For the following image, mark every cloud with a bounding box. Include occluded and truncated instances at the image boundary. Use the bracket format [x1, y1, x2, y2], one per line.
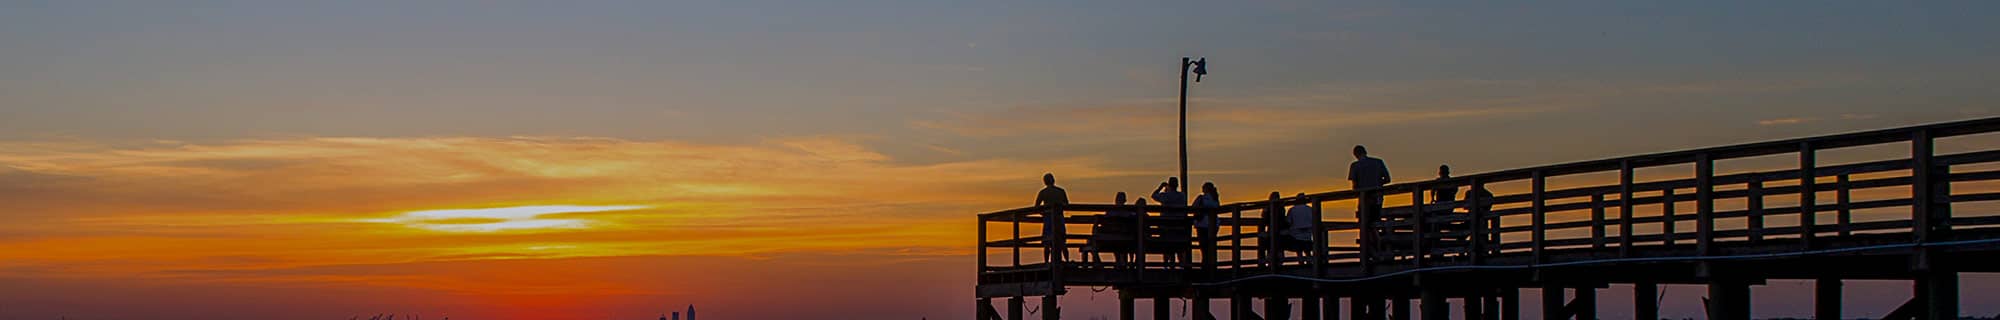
[1757, 117, 1815, 126]
[0, 135, 1124, 290]
[912, 76, 1868, 150]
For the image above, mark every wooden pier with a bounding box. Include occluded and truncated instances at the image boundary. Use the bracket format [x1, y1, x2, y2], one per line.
[974, 117, 2000, 320]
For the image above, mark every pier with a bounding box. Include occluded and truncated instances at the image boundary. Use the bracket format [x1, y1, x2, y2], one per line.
[974, 117, 2000, 320]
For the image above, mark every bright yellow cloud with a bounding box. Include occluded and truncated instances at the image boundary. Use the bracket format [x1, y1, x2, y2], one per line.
[368, 205, 651, 232]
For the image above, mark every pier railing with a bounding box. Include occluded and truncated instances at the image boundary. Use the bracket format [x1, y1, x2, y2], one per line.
[977, 117, 2000, 290]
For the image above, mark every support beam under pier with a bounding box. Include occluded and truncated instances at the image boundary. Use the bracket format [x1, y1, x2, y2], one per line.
[1421, 289, 1447, 320]
[1920, 272, 1958, 320]
[1634, 283, 1657, 320]
[1571, 287, 1595, 320]
[1815, 279, 1839, 320]
[1008, 296, 1023, 320]
[1707, 280, 1751, 320]
[1542, 286, 1565, 320]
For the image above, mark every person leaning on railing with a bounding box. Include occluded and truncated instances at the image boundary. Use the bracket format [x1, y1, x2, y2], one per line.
[1347, 145, 1391, 225]
[1152, 177, 1193, 270]
[1461, 183, 1497, 255]
[1193, 182, 1222, 272]
[1432, 164, 1458, 203]
[1035, 173, 1070, 264]
[1260, 192, 1284, 267]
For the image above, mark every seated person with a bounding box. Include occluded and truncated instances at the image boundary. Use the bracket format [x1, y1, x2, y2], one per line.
[1279, 193, 1318, 257]
[1087, 192, 1139, 269]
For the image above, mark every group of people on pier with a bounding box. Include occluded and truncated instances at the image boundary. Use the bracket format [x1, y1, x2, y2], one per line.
[1034, 145, 1496, 269]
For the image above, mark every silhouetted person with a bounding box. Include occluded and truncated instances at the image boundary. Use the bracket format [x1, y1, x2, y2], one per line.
[1282, 193, 1317, 258]
[1153, 177, 1187, 207]
[1088, 192, 1137, 269]
[1462, 183, 1497, 252]
[1035, 173, 1070, 264]
[1151, 177, 1191, 269]
[1431, 164, 1458, 203]
[1462, 184, 1494, 214]
[1348, 145, 1390, 221]
[1193, 182, 1221, 270]
[1107, 192, 1136, 217]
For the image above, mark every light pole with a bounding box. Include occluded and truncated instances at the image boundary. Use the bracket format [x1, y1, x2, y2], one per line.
[1179, 57, 1207, 203]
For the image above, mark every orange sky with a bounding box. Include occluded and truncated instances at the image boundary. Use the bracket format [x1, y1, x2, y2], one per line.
[7, 2, 2000, 319]
[0, 136, 1030, 319]
[5, 130, 2000, 319]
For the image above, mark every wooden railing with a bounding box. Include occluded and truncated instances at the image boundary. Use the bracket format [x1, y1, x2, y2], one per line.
[976, 117, 2000, 286]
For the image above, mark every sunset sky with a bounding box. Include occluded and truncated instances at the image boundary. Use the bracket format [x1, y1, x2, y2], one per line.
[5, 1, 2000, 319]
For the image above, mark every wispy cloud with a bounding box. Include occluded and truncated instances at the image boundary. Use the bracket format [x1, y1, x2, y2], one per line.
[912, 76, 1859, 147]
[0, 135, 1122, 289]
[1757, 117, 1815, 126]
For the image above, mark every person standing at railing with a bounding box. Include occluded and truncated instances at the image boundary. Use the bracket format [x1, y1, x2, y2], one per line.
[1261, 192, 1285, 267]
[1431, 164, 1458, 203]
[1035, 173, 1070, 264]
[1348, 145, 1391, 260]
[1463, 183, 1496, 245]
[1153, 177, 1187, 207]
[1193, 182, 1222, 272]
[1348, 146, 1391, 215]
[1151, 177, 1192, 269]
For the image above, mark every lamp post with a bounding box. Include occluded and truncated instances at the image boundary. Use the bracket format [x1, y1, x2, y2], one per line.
[1179, 57, 1207, 203]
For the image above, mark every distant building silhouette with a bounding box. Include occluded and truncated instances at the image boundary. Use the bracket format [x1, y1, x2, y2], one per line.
[687, 304, 696, 320]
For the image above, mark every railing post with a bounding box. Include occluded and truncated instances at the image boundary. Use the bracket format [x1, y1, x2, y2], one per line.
[1748, 176, 1764, 244]
[1137, 205, 1149, 279]
[1663, 188, 1676, 247]
[1046, 207, 1064, 304]
[1268, 199, 1282, 274]
[1469, 178, 1488, 265]
[1361, 190, 1379, 274]
[1619, 160, 1635, 257]
[1413, 184, 1428, 267]
[1231, 207, 1243, 278]
[1837, 174, 1851, 237]
[1532, 171, 1546, 265]
[1013, 212, 1022, 267]
[979, 216, 989, 274]
[1913, 129, 1948, 245]
[1913, 129, 1952, 277]
[1313, 197, 1327, 277]
[1800, 142, 1817, 250]
[1697, 153, 1715, 256]
[1591, 192, 1606, 249]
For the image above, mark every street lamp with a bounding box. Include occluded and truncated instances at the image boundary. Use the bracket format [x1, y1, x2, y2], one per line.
[1179, 57, 1207, 204]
